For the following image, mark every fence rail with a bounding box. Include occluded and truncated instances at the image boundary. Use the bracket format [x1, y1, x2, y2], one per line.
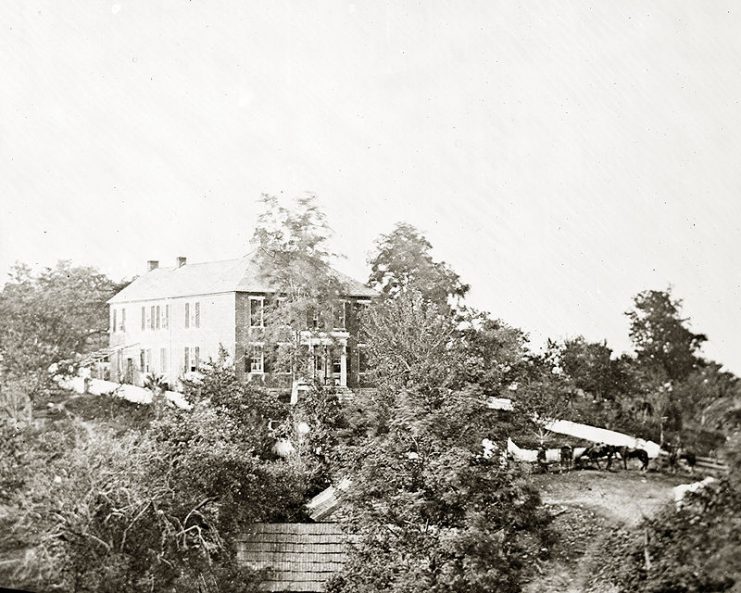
[657, 451, 729, 475]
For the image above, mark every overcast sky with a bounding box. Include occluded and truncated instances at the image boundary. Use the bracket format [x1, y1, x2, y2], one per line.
[1, 1, 740, 373]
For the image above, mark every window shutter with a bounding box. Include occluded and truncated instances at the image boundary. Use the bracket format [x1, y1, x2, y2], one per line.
[112, 309, 117, 333]
[185, 303, 190, 328]
[141, 306, 145, 330]
[160, 348, 167, 374]
[195, 302, 200, 328]
[156, 305, 160, 330]
[150, 306, 155, 330]
[184, 347, 189, 372]
[164, 304, 169, 329]
[121, 308, 126, 332]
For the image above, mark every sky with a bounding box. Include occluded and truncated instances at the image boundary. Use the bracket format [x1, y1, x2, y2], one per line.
[1, 1, 740, 373]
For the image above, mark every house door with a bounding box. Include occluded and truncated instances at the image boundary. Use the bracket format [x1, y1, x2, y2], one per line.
[125, 358, 134, 384]
[313, 346, 328, 384]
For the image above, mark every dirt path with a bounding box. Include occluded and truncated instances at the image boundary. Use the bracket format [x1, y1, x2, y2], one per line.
[523, 470, 689, 593]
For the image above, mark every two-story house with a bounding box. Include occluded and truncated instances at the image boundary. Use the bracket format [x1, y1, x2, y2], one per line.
[107, 255, 376, 392]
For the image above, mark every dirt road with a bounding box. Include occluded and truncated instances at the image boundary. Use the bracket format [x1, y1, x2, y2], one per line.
[524, 470, 689, 593]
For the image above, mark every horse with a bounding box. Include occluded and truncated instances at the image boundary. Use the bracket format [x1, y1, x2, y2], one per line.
[575, 443, 616, 470]
[616, 446, 649, 471]
[664, 443, 697, 474]
[559, 444, 574, 471]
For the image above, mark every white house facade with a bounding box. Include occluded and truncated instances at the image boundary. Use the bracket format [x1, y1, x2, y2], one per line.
[107, 255, 376, 391]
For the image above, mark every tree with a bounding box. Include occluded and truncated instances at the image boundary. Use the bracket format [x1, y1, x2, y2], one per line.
[626, 289, 707, 382]
[367, 223, 469, 311]
[553, 337, 628, 403]
[330, 387, 552, 593]
[250, 194, 347, 390]
[0, 261, 126, 417]
[450, 312, 529, 397]
[362, 290, 458, 399]
[510, 349, 575, 446]
[328, 291, 553, 593]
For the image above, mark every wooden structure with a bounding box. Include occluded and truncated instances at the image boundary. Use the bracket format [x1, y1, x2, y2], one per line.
[236, 523, 356, 592]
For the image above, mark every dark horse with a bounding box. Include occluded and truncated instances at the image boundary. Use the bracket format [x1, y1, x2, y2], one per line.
[615, 446, 649, 471]
[575, 443, 617, 469]
[668, 447, 697, 474]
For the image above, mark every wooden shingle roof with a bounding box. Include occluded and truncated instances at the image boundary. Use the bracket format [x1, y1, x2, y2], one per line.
[236, 523, 355, 592]
[108, 254, 377, 304]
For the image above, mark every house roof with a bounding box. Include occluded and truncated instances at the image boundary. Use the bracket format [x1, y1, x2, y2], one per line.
[306, 478, 351, 522]
[236, 523, 356, 592]
[108, 254, 377, 304]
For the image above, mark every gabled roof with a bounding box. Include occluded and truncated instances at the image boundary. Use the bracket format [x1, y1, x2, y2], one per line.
[237, 523, 356, 592]
[108, 254, 377, 304]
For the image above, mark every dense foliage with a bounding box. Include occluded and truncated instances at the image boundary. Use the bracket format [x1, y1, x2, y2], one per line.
[328, 289, 555, 592]
[592, 433, 741, 593]
[0, 262, 126, 422]
[1, 364, 318, 592]
[367, 222, 469, 312]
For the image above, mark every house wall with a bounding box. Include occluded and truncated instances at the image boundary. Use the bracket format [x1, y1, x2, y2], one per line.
[234, 292, 372, 390]
[108, 292, 236, 388]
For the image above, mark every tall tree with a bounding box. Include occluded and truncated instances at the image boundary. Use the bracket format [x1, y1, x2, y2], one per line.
[367, 222, 469, 311]
[626, 289, 706, 382]
[250, 194, 346, 390]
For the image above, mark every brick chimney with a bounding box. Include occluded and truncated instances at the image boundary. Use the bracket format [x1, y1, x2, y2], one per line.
[176, 256, 187, 268]
[147, 260, 159, 272]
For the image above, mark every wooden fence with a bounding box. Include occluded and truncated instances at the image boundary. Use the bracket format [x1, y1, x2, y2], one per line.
[657, 452, 729, 475]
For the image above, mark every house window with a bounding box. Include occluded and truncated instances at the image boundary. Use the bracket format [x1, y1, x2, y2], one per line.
[150, 305, 155, 330]
[185, 303, 190, 329]
[183, 346, 199, 372]
[145, 349, 152, 373]
[164, 304, 169, 329]
[250, 298, 264, 328]
[195, 302, 200, 328]
[160, 348, 167, 374]
[140, 349, 146, 371]
[121, 308, 126, 332]
[248, 344, 264, 373]
[141, 306, 146, 330]
[156, 305, 161, 330]
[112, 309, 117, 333]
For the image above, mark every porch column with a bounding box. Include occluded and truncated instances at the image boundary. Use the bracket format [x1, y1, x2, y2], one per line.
[340, 344, 347, 387]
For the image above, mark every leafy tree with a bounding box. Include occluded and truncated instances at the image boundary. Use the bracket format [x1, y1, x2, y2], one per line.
[250, 194, 347, 390]
[450, 312, 529, 397]
[362, 290, 458, 399]
[329, 291, 553, 592]
[0, 261, 126, 415]
[330, 385, 552, 593]
[626, 289, 707, 382]
[367, 222, 469, 311]
[552, 337, 629, 403]
[510, 350, 575, 446]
